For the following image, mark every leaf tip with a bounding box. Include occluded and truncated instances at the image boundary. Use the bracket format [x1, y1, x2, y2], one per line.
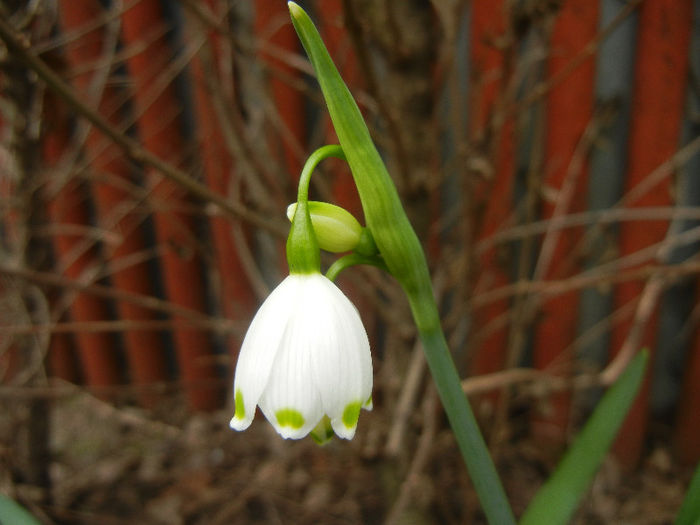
[288, 1, 303, 17]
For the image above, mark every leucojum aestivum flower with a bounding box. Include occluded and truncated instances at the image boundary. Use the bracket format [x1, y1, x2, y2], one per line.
[223, 5, 660, 525]
[228, 3, 506, 523]
[229, 148, 374, 442]
[226, 4, 516, 523]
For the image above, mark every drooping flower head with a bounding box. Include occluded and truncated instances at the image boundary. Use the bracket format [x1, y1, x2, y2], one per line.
[230, 273, 372, 441]
[230, 143, 373, 442]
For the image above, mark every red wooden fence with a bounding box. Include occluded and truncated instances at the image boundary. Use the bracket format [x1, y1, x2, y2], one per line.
[609, 0, 693, 468]
[468, 0, 515, 427]
[57, 0, 169, 406]
[1, 0, 699, 469]
[43, 96, 124, 390]
[531, 0, 598, 446]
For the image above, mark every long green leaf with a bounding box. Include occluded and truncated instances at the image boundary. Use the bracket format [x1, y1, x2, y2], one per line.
[0, 493, 42, 525]
[675, 460, 700, 525]
[520, 351, 648, 525]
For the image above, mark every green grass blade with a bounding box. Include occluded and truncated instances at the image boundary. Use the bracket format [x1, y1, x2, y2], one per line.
[520, 350, 648, 525]
[0, 494, 42, 525]
[675, 461, 700, 525]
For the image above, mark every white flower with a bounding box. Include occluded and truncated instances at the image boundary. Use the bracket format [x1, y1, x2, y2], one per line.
[230, 273, 372, 441]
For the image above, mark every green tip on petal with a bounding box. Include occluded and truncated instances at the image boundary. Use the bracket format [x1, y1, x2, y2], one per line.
[234, 389, 245, 419]
[276, 408, 305, 429]
[342, 401, 362, 429]
[310, 416, 334, 445]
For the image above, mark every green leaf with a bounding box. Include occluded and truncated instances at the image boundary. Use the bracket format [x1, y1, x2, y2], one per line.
[675, 460, 700, 525]
[0, 493, 42, 525]
[520, 350, 649, 525]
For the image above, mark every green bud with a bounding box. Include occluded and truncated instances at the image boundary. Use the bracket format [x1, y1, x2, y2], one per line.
[355, 228, 378, 257]
[287, 201, 363, 253]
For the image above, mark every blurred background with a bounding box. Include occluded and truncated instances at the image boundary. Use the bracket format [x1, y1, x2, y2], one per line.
[0, 0, 698, 523]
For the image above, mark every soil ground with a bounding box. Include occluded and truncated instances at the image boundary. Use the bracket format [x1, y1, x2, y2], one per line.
[1, 386, 694, 525]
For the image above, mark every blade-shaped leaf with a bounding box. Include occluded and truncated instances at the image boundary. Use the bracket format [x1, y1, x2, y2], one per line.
[0, 494, 42, 525]
[675, 460, 700, 525]
[520, 350, 648, 525]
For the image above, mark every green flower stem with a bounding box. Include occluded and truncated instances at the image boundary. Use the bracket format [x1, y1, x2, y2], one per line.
[325, 253, 388, 282]
[286, 145, 345, 274]
[295, 145, 345, 203]
[288, 4, 516, 524]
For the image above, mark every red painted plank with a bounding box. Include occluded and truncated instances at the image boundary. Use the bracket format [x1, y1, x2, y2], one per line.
[43, 112, 123, 391]
[675, 323, 700, 464]
[120, 0, 220, 410]
[188, 0, 256, 351]
[47, 332, 81, 384]
[469, 1, 508, 137]
[57, 0, 169, 407]
[468, 1, 515, 415]
[319, 0, 363, 220]
[255, 0, 307, 180]
[531, 0, 598, 445]
[610, 0, 692, 468]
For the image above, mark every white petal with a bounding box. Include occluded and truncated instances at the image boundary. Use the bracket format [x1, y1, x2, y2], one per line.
[306, 275, 372, 439]
[229, 272, 373, 442]
[229, 276, 300, 431]
[258, 299, 324, 439]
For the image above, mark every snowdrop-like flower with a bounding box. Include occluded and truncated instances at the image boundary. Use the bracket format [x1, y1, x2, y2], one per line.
[230, 272, 372, 442]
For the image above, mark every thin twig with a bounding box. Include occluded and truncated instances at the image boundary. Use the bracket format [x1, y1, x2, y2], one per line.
[0, 16, 286, 237]
[0, 263, 216, 323]
[477, 205, 700, 252]
[470, 259, 700, 310]
[502, 0, 643, 119]
[599, 274, 664, 386]
[384, 385, 439, 525]
[532, 116, 600, 282]
[0, 317, 242, 336]
[384, 339, 427, 457]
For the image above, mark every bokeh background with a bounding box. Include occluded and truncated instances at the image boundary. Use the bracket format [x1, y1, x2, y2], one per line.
[1, 0, 699, 523]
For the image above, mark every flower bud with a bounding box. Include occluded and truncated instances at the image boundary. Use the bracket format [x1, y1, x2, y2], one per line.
[287, 201, 363, 253]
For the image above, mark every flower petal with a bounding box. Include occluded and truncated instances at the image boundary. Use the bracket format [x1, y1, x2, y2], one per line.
[229, 272, 373, 442]
[258, 294, 324, 439]
[229, 276, 300, 431]
[307, 275, 372, 440]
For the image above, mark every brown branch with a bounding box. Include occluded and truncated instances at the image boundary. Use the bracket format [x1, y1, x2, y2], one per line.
[477, 205, 700, 253]
[384, 385, 438, 525]
[0, 263, 216, 323]
[470, 260, 700, 310]
[503, 0, 643, 119]
[0, 16, 287, 238]
[1, 318, 243, 336]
